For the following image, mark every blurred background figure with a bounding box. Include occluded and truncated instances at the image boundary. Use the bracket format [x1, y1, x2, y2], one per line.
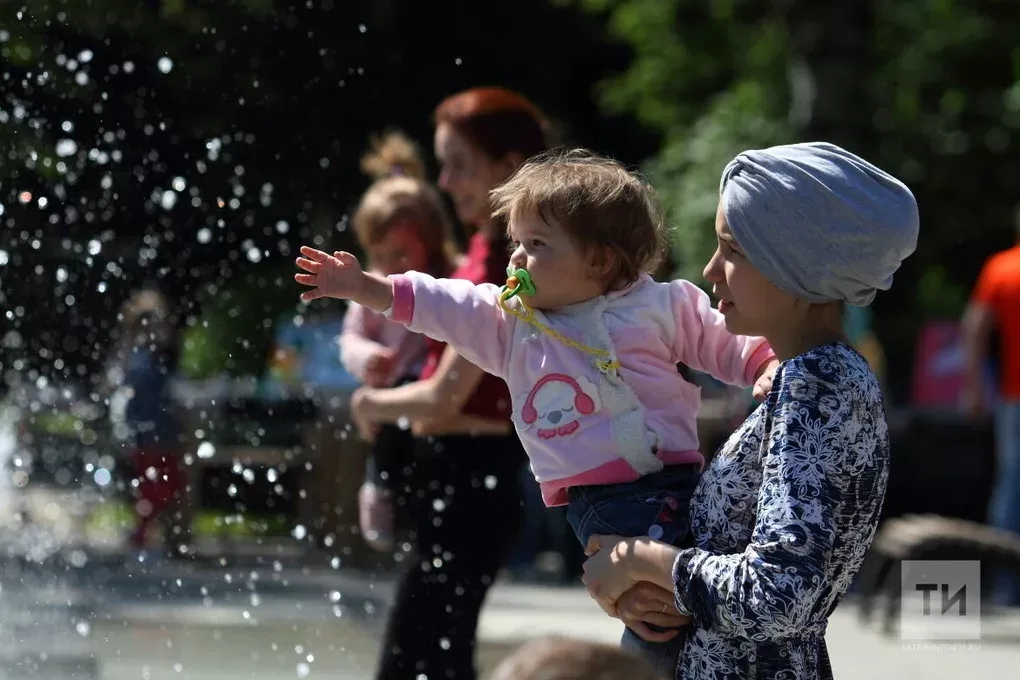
[347, 87, 543, 680]
[340, 130, 457, 553]
[962, 211, 1020, 606]
[107, 288, 190, 558]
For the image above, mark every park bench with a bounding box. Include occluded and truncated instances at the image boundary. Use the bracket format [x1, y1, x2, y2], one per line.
[856, 513, 1020, 635]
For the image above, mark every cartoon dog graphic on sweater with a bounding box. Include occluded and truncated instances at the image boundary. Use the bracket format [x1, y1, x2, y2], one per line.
[519, 374, 601, 440]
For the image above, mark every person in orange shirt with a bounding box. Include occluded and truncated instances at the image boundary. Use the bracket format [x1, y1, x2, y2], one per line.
[962, 217, 1020, 606]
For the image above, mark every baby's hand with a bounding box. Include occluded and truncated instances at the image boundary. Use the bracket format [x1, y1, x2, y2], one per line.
[295, 247, 365, 302]
[752, 358, 779, 402]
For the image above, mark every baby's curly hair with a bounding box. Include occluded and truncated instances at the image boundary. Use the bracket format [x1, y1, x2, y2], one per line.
[491, 148, 669, 289]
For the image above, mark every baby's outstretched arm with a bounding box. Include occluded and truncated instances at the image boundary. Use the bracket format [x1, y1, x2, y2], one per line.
[295, 247, 515, 379]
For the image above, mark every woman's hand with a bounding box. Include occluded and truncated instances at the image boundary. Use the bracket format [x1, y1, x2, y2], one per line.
[350, 387, 381, 442]
[616, 582, 691, 643]
[582, 534, 684, 618]
[580, 534, 640, 617]
[363, 348, 395, 388]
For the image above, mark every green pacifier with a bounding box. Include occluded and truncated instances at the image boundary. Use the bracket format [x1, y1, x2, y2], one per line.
[501, 266, 536, 300]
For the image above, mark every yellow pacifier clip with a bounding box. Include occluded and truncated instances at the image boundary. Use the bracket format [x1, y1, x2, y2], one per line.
[498, 266, 620, 373]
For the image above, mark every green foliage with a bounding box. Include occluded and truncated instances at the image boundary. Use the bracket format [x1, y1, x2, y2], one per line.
[558, 0, 793, 284]
[178, 263, 299, 379]
[569, 0, 1020, 399]
[914, 265, 969, 321]
[648, 81, 791, 284]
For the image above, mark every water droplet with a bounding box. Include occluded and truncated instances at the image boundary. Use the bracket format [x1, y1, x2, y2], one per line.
[55, 139, 77, 157]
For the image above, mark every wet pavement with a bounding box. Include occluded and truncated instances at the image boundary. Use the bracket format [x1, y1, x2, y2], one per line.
[3, 544, 1020, 680]
[0, 487, 1018, 679]
[0, 546, 381, 680]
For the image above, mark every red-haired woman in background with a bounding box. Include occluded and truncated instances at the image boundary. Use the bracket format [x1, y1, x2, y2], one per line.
[350, 87, 548, 679]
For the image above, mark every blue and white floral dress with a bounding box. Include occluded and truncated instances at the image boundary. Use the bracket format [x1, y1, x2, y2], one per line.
[672, 343, 889, 679]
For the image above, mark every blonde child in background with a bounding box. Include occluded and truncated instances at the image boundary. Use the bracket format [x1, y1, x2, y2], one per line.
[298, 149, 778, 674]
[339, 131, 459, 551]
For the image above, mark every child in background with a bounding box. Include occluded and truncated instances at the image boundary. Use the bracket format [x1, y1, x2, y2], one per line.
[108, 289, 188, 557]
[339, 131, 459, 552]
[297, 149, 777, 673]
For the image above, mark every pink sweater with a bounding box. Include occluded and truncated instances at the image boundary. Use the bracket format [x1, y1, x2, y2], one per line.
[339, 302, 428, 386]
[388, 272, 774, 506]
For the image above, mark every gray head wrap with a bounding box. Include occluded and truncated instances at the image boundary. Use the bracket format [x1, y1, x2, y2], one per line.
[719, 142, 919, 306]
